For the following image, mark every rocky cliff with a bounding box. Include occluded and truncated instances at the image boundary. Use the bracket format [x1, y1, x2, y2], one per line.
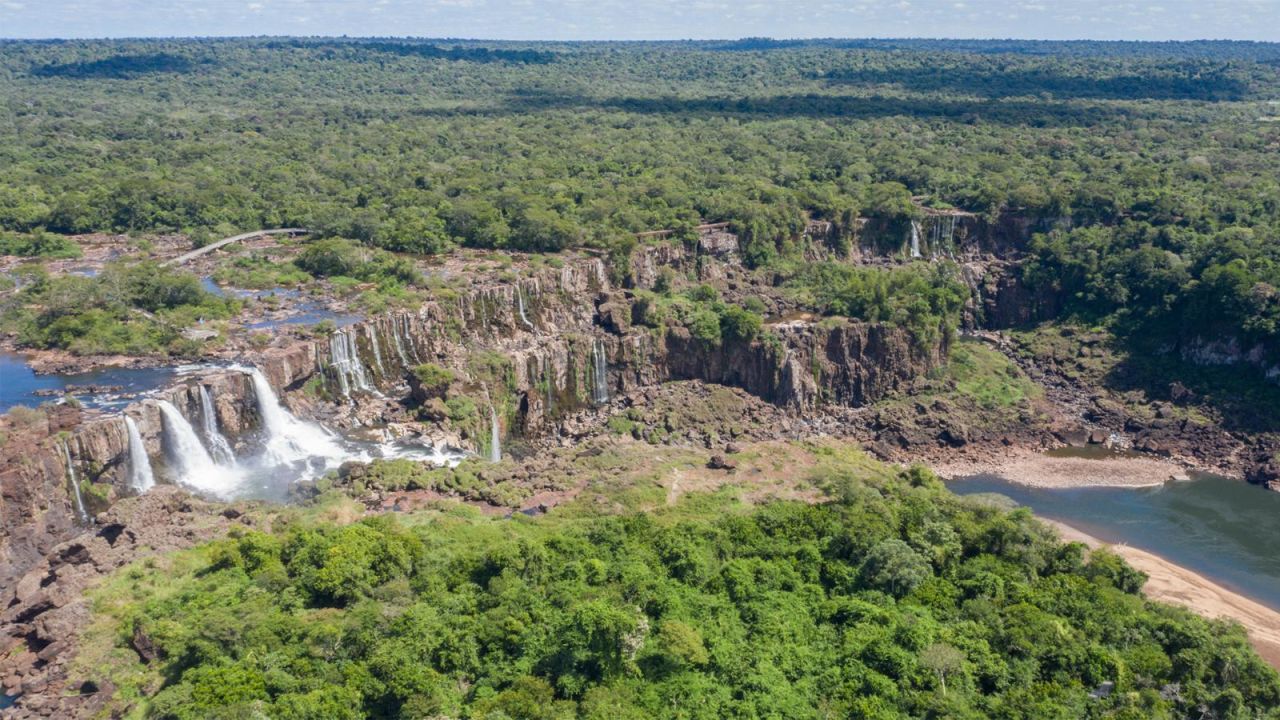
[1, 235, 954, 589]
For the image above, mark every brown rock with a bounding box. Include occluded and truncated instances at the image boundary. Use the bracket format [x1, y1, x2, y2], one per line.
[707, 455, 737, 471]
[131, 624, 158, 663]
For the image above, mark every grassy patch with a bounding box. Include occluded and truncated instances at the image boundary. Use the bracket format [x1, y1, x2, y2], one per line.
[946, 340, 1041, 410]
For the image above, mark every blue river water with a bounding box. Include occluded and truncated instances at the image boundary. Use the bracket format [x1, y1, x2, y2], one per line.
[950, 472, 1280, 610]
[0, 352, 177, 412]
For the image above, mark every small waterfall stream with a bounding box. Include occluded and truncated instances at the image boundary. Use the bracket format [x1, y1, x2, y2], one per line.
[390, 316, 410, 365]
[592, 337, 610, 405]
[366, 324, 386, 378]
[489, 405, 502, 463]
[123, 415, 155, 492]
[516, 286, 535, 331]
[329, 328, 372, 396]
[198, 386, 236, 466]
[158, 400, 241, 496]
[60, 439, 89, 524]
[909, 220, 923, 259]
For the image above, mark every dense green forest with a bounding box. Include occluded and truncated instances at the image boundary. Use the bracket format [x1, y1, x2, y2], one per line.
[86, 458, 1280, 718]
[2, 37, 1280, 361]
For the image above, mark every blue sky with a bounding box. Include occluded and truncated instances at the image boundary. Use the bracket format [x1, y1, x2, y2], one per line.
[2, 0, 1278, 41]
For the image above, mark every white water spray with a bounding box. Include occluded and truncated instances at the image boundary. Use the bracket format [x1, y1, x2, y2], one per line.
[246, 368, 345, 468]
[592, 338, 610, 405]
[123, 415, 155, 492]
[158, 400, 241, 496]
[198, 386, 237, 466]
[909, 220, 923, 259]
[61, 439, 89, 524]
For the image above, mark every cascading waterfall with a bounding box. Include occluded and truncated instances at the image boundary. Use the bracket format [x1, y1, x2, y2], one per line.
[158, 400, 241, 496]
[246, 368, 345, 468]
[366, 324, 386, 378]
[329, 328, 372, 396]
[489, 405, 502, 463]
[516, 286, 535, 331]
[123, 415, 155, 492]
[929, 215, 957, 258]
[198, 386, 237, 466]
[909, 221, 923, 259]
[61, 439, 89, 524]
[592, 337, 610, 405]
[390, 315, 410, 365]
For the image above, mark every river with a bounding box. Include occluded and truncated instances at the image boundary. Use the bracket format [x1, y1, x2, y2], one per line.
[950, 470, 1280, 610]
[0, 352, 178, 413]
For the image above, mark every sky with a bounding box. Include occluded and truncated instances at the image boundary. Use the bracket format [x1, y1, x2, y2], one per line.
[1, 0, 1278, 42]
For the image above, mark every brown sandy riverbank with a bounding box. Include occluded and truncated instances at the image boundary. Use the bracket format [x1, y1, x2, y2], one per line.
[1046, 519, 1280, 670]
[934, 447, 1189, 488]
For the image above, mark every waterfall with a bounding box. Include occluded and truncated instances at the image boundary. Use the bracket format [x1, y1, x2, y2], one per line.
[158, 400, 241, 496]
[123, 416, 155, 492]
[489, 405, 502, 463]
[329, 328, 372, 396]
[390, 316, 410, 365]
[516, 286, 535, 331]
[61, 439, 89, 524]
[198, 386, 237, 466]
[246, 368, 345, 467]
[366, 324, 386, 377]
[909, 221, 923, 259]
[592, 338, 610, 405]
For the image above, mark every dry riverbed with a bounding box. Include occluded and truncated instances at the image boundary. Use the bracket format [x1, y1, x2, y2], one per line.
[934, 446, 1189, 488]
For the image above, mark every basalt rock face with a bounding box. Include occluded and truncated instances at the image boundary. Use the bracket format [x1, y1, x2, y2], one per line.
[2, 243, 952, 588]
[0, 373, 264, 589]
[833, 210, 1050, 263]
[661, 320, 944, 411]
[969, 260, 1062, 330]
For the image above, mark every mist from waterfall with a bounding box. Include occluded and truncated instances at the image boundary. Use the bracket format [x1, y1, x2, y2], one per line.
[198, 386, 237, 466]
[158, 400, 242, 496]
[123, 415, 155, 492]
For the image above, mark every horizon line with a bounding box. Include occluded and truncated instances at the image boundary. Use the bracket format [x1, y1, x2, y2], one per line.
[3, 34, 1279, 44]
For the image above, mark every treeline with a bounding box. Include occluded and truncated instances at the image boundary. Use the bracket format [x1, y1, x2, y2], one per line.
[3, 38, 1280, 360]
[92, 465, 1280, 718]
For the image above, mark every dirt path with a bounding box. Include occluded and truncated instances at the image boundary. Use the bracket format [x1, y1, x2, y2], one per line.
[1046, 519, 1280, 670]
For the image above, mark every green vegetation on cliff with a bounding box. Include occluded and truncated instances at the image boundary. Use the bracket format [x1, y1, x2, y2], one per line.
[82, 451, 1280, 719]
